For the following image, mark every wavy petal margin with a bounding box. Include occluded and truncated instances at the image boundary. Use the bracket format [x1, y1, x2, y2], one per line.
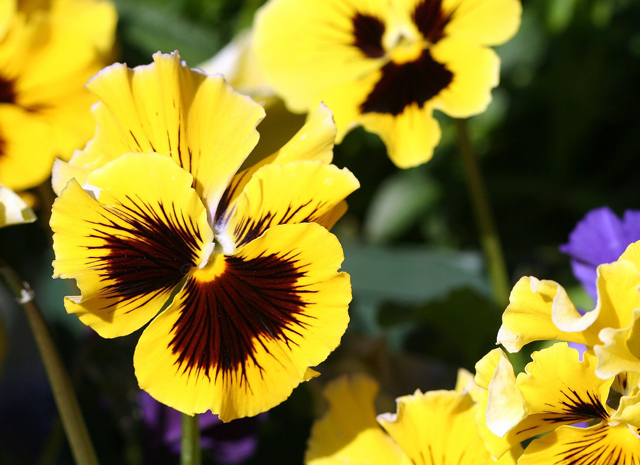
[305, 374, 409, 465]
[51, 153, 213, 338]
[218, 161, 359, 251]
[134, 222, 351, 420]
[52, 51, 265, 218]
[0, 184, 35, 227]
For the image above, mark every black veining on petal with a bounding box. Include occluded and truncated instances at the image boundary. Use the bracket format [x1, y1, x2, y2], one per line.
[169, 250, 315, 387]
[542, 388, 609, 424]
[232, 199, 329, 248]
[352, 13, 386, 58]
[87, 195, 202, 310]
[412, 0, 454, 44]
[360, 49, 453, 116]
[555, 424, 637, 465]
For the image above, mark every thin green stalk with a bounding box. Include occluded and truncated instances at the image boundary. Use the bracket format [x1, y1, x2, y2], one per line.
[455, 118, 510, 307]
[0, 261, 99, 465]
[181, 413, 201, 465]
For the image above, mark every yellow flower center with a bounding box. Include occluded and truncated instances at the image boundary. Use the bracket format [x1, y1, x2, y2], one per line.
[389, 38, 425, 64]
[193, 253, 226, 282]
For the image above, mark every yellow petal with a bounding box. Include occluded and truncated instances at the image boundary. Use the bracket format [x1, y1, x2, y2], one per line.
[595, 309, 640, 380]
[378, 389, 496, 464]
[219, 161, 359, 251]
[305, 374, 409, 465]
[360, 103, 442, 168]
[0, 183, 36, 227]
[134, 222, 351, 420]
[518, 423, 640, 465]
[0, 106, 54, 190]
[612, 389, 640, 429]
[516, 344, 613, 436]
[473, 349, 527, 459]
[253, 0, 387, 113]
[215, 103, 338, 217]
[498, 276, 602, 352]
[51, 153, 213, 338]
[442, 0, 522, 46]
[57, 52, 265, 217]
[430, 37, 500, 117]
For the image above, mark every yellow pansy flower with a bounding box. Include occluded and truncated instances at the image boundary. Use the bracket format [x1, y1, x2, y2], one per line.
[305, 372, 521, 464]
[0, 0, 117, 191]
[253, 0, 521, 168]
[50, 52, 359, 421]
[475, 343, 640, 464]
[498, 240, 640, 380]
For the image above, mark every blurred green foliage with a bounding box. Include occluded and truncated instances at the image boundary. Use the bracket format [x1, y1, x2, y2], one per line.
[1, 0, 640, 463]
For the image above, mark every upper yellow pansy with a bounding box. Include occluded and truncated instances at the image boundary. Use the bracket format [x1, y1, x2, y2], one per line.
[50, 52, 359, 422]
[0, 0, 117, 191]
[253, 0, 521, 168]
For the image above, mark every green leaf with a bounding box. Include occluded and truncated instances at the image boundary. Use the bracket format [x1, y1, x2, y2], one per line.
[379, 288, 502, 370]
[363, 169, 439, 244]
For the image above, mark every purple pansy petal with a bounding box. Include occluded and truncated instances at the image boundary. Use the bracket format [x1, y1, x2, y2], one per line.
[139, 390, 261, 463]
[560, 206, 640, 301]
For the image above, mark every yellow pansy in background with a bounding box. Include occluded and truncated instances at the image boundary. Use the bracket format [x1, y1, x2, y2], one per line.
[305, 372, 520, 464]
[198, 30, 307, 165]
[475, 343, 640, 464]
[50, 52, 359, 421]
[498, 240, 640, 380]
[253, 0, 521, 168]
[0, 184, 35, 227]
[0, 0, 117, 191]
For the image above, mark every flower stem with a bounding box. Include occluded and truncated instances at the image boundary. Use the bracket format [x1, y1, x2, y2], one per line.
[0, 260, 99, 465]
[181, 413, 201, 465]
[455, 118, 510, 306]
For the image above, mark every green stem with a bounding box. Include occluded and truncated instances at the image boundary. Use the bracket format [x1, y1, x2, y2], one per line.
[0, 261, 99, 465]
[455, 118, 510, 307]
[181, 413, 201, 465]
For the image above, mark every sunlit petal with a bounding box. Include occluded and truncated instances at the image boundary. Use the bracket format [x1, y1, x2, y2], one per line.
[51, 153, 213, 338]
[0, 183, 35, 227]
[518, 423, 640, 465]
[134, 222, 351, 420]
[219, 161, 359, 251]
[55, 52, 265, 217]
[305, 374, 409, 465]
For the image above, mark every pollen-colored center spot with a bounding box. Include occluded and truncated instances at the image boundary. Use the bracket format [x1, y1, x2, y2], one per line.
[193, 253, 226, 282]
[389, 38, 425, 65]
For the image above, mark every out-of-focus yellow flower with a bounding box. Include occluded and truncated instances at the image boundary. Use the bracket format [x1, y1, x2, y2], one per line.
[50, 52, 359, 421]
[498, 240, 640, 381]
[0, 0, 117, 191]
[0, 183, 35, 227]
[475, 343, 640, 464]
[305, 372, 521, 464]
[253, 0, 521, 168]
[199, 30, 307, 164]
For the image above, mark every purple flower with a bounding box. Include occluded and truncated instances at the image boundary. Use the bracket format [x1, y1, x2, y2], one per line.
[139, 390, 263, 464]
[560, 206, 640, 301]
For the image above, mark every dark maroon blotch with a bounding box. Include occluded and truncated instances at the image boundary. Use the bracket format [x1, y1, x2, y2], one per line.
[360, 49, 453, 116]
[352, 13, 386, 58]
[169, 251, 313, 387]
[412, 0, 454, 44]
[87, 196, 203, 310]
